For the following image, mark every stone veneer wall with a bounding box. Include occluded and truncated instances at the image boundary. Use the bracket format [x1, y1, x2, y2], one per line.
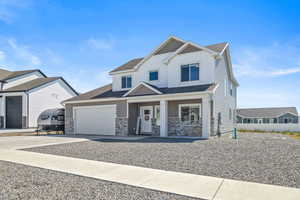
[168, 117, 202, 137]
[151, 118, 160, 136]
[116, 117, 128, 136]
[65, 106, 74, 135]
[210, 118, 215, 136]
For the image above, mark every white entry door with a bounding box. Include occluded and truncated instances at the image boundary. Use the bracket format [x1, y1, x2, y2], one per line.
[140, 106, 153, 133]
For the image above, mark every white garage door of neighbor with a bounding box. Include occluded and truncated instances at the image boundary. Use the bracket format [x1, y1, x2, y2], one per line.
[74, 105, 116, 135]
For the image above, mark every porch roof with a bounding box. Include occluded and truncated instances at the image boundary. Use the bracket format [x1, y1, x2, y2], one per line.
[93, 83, 216, 99]
[65, 83, 216, 103]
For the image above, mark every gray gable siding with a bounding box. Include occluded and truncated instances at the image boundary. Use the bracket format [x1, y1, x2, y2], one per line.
[278, 113, 299, 123]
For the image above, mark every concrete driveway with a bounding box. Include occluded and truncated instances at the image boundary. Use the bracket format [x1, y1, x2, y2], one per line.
[0, 135, 103, 150]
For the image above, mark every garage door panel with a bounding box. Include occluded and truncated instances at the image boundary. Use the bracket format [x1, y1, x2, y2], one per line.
[74, 105, 116, 135]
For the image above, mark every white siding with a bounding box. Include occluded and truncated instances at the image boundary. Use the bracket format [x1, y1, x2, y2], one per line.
[27, 80, 76, 127]
[213, 55, 237, 134]
[3, 71, 44, 90]
[112, 51, 215, 91]
[167, 51, 215, 88]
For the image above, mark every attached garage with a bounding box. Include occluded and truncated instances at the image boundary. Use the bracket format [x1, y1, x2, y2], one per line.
[73, 105, 116, 135]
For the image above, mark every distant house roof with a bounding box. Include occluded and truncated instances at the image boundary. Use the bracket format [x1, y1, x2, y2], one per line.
[237, 107, 298, 118]
[64, 83, 216, 103]
[109, 37, 228, 74]
[0, 68, 46, 81]
[1, 77, 78, 95]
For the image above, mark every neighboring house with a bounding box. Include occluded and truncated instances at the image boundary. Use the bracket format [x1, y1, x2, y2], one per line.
[0, 68, 78, 129]
[236, 107, 299, 124]
[64, 36, 239, 138]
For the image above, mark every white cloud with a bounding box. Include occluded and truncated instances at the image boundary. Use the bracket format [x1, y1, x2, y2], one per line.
[86, 37, 115, 50]
[232, 42, 300, 78]
[0, 50, 6, 61]
[269, 67, 300, 76]
[7, 38, 41, 66]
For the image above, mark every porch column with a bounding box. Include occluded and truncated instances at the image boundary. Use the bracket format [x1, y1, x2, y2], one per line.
[202, 95, 211, 139]
[160, 100, 168, 137]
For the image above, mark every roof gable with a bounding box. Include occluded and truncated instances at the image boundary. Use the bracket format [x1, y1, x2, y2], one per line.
[1, 77, 78, 95]
[123, 82, 162, 97]
[110, 58, 143, 73]
[154, 38, 185, 55]
[109, 36, 219, 74]
[178, 44, 202, 54]
[0, 68, 46, 81]
[206, 42, 228, 53]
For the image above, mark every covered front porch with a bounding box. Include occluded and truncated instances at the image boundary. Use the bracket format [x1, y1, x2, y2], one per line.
[126, 94, 213, 138]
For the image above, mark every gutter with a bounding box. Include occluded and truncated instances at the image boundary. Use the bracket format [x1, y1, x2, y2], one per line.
[63, 87, 218, 106]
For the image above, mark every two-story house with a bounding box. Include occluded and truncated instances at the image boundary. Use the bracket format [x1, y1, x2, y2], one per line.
[64, 36, 239, 138]
[0, 68, 78, 129]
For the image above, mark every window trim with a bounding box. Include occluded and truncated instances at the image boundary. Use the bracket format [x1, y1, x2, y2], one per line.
[149, 70, 159, 81]
[180, 63, 200, 82]
[178, 103, 202, 125]
[121, 75, 132, 89]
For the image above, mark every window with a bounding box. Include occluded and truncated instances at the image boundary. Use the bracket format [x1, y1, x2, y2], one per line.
[154, 105, 160, 126]
[181, 64, 199, 82]
[284, 118, 292, 124]
[230, 83, 233, 96]
[121, 76, 132, 89]
[179, 104, 201, 125]
[149, 71, 158, 81]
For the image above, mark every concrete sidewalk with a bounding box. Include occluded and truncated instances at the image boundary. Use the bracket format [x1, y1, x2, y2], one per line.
[0, 135, 106, 150]
[0, 149, 299, 200]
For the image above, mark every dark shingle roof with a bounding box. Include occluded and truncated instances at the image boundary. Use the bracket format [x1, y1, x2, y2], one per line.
[64, 84, 113, 102]
[0, 68, 45, 81]
[205, 42, 228, 53]
[64, 83, 216, 102]
[110, 58, 143, 73]
[109, 38, 229, 73]
[1, 77, 60, 92]
[237, 107, 298, 118]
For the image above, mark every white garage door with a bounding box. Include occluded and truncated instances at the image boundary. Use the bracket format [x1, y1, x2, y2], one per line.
[74, 105, 116, 135]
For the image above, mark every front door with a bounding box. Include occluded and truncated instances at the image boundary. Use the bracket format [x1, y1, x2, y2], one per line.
[140, 106, 152, 133]
[6, 96, 23, 128]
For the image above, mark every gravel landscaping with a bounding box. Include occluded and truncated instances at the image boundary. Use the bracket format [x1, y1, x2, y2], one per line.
[0, 161, 200, 200]
[25, 132, 300, 188]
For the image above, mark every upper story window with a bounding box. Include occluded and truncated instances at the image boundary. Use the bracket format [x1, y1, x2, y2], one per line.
[149, 71, 158, 81]
[181, 63, 199, 82]
[121, 75, 132, 89]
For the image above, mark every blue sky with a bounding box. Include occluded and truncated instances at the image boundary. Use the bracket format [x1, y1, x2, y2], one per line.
[0, 0, 300, 110]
